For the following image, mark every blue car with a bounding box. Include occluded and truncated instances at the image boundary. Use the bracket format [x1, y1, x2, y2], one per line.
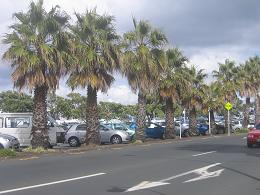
[197, 123, 209, 135]
[129, 122, 165, 139]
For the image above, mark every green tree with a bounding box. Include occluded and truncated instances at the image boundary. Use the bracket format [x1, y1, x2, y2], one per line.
[67, 9, 120, 145]
[202, 83, 223, 134]
[238, 56, 260, 127]
[122, 18, 167, 141]
[159, 48, 188, 139]
[2, 0, 70, 148]
[67, 93, 87, 120]
[213, 59, 239, 131]
[0, 91, 33, 112]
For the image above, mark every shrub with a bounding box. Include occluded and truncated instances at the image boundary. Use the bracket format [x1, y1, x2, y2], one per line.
[0, 149, 16, 157]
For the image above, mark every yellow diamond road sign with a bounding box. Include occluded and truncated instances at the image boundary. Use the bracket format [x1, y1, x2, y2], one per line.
[225, 102, 233, 111]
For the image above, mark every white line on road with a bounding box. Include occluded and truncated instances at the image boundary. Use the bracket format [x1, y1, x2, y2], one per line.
[192, 151, 216, 157]
[0, 173, 106, 194]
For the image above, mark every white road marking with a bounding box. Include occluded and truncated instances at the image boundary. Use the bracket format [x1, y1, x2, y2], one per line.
[126, 163, 224, 192]
[192, 151, 216, 157]
[242, 137, 247, 139]
[0, 173, 106, 194]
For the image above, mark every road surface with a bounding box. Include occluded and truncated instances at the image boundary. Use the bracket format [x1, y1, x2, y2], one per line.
[0, 135, 259, 195]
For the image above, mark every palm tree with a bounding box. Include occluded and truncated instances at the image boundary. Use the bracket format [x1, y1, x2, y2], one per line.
[122, 18, 167, 141]
[184, 66, 207, 135]
[159, 48, 188, 139]
[2, 0, 70, 148]
[67, 9, 120, 145]
[212, 59, 239, 131]
[238, 56, 260, 126]
[202, 83, 223, 134]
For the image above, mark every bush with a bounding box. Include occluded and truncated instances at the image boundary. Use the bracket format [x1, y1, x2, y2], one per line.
[0, 149, 16, 157]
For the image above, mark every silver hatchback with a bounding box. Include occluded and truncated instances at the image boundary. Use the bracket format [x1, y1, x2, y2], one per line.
[0, 133, 20, 150]
[65, 124, 131, 147]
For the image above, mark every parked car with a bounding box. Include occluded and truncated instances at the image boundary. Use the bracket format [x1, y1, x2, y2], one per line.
[0, 113, 65, 147]
[65, 124, 131, 147]
[129, 122, 165, 139]
[197, 123, 209, 135]
[232, 121, 242, 132]
[0, 133, 20, 150]
[247, 122, 260, 148]
[102, 122, 135, 139]
[175, 123, 189, 137]
[146, 122, 165, 139]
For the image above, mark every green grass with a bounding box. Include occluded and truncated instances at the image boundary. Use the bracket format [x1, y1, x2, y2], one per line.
[22, 146, 55, 153]
[235, 128, 249, 134]
[0, 149, 16, 157]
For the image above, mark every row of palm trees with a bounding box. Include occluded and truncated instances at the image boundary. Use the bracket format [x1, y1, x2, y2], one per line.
[2, 1, 260, 148]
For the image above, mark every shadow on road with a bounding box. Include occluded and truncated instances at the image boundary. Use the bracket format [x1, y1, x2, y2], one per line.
[175, 142, 260, 158]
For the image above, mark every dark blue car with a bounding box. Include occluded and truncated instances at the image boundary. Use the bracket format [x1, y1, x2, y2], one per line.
[129, 122, 165, 139]
[197, 124, 209, 135]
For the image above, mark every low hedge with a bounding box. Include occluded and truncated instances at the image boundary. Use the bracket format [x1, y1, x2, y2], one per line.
[0, 149, 16, 157]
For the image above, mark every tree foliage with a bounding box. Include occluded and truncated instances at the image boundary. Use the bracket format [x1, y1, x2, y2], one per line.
[0, 91, 33, 112]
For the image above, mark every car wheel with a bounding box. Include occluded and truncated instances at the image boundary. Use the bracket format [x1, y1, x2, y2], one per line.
[247, 142, 253, 148]
[110, 135, 122, 144]
[68, 137, 80, 147]
[235, 128, 240, 132]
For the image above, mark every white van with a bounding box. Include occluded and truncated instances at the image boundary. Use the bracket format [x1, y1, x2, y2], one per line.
[0, 113, 65, 147]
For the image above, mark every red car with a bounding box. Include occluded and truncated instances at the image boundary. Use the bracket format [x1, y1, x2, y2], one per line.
[247, 122, 260, 148]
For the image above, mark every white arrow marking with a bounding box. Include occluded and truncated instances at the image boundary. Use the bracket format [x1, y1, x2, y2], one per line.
[125, 163, 224, 192]
[125, 181, 170, 192]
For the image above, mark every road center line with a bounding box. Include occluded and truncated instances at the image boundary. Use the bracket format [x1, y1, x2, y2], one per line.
[192, 151, 216, 157]
[0, 172, 106, 194]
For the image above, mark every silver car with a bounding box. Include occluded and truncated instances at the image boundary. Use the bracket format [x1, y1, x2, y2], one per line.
[0, 133, 20, 150]
[65, 124, 131, 147]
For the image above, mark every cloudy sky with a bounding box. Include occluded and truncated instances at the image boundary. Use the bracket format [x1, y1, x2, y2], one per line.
[0, 0, 260, 104]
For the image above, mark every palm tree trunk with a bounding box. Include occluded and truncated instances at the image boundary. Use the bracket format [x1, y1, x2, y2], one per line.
[189, 106, 197, 135]
[243, 97, 250, 128]
[136, 92, 146, 141]
[86, 85, 100, 145]
[31, 85, 49, 149]
[255, 93, 260, 121]
[165, 98, 175, 139]
[210, 109, 217, 134]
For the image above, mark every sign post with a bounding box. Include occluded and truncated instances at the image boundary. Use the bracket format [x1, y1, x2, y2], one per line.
[208, 108, 211, 136]
[179, 121, 182, 139]
[225, 102, 233, 136]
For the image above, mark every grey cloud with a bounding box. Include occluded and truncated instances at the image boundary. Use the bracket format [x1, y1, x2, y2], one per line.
[126, 0, 260, 47]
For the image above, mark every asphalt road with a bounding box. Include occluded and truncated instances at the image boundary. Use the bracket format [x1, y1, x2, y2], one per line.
[0, 135, 259, 195]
